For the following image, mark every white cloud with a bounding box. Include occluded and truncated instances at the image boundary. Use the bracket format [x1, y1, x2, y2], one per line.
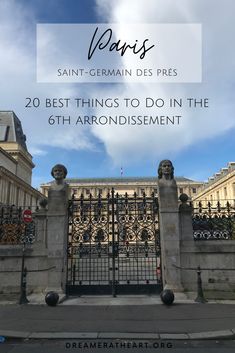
[29, 147, 47, 156]
[93, 0, 235, 165]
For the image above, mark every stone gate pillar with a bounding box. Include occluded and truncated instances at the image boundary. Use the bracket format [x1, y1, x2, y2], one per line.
[46, 164, 68, 294]
[157, 160, 182, 291]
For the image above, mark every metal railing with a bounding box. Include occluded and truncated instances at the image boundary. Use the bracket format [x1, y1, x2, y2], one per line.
[0, 205, 36, 245]
[192, 200, 235, 240]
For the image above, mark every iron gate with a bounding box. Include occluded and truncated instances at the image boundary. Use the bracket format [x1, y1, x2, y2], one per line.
[66, 189, 162, 295]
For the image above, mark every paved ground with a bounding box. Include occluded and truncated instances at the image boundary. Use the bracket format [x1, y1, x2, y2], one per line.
[1, 295, 235, 352]
[0, 295, 235, 340]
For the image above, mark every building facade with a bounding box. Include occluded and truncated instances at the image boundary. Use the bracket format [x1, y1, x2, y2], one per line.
[0, 111, 43, 207]
[40, 176, 203, 200]
[192, 162, 235, 206]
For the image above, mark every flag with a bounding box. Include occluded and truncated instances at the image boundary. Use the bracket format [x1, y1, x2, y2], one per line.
[121, 167, 123, 176]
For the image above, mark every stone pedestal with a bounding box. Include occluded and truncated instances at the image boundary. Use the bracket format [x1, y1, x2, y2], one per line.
[158, 178, 182, 291]
[33, 208, 47, 251]
[46, 186, 68, 294]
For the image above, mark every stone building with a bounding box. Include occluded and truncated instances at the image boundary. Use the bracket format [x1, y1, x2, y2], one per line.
[40, 176, 202, 200]
[0, 111, 42, 207]
[192, 162, 235, 206]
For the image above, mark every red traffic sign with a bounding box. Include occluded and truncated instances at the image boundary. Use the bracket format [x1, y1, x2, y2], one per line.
[23, 209, 33, 223]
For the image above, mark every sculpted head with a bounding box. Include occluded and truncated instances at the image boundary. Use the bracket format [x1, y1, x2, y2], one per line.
[51, 164, 67, 183]
[158, 160, 174, 180]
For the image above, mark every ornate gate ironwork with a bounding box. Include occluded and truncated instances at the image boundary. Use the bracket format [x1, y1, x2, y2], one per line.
[0, 205, 36, 244]
[66, 189, 162, 295]
[192, 201, 235, 240]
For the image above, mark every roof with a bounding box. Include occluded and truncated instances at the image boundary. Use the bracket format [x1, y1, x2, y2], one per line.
[0, 111, 28, 151]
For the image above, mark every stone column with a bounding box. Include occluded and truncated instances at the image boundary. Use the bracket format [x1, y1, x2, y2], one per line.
[33, 207, 48, 251]
[157, 160, 182, 291]
[179, 194, 194, 242]
[46, 164, 69, 294]
[178, 194, 195, 292]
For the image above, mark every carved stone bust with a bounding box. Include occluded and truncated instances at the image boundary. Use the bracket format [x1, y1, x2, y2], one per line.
[50, 164, 68, 191]
[157, 159, 177, 209]
[158, 160, 174, 180]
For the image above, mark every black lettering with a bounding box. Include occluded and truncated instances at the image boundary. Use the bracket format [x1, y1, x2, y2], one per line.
[88, 27, 154, 60]
[88, 27, 112, 60]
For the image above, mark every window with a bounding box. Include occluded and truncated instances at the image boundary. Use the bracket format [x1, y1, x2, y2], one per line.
[179, 188, 183, 194]
[224, 187, 227, 198]
[98, 189, 103, 195]
[141, 188, 145, 195]
[192, 188, 197, 194]
[85, 189, 90, 195]
[0, 125, 9, 141]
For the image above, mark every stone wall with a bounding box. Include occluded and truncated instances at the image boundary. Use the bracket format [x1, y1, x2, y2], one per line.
[0, 210, 49, 294]
[0, 245, 48, 294]
[0, 164, 68, 296]
[180, 241, 235, 299]
[179, 194, 235, 299]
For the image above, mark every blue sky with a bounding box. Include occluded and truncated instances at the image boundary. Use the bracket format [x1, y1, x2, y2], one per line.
[25, 0, 98, 23]
[0, 0, 235, 187]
